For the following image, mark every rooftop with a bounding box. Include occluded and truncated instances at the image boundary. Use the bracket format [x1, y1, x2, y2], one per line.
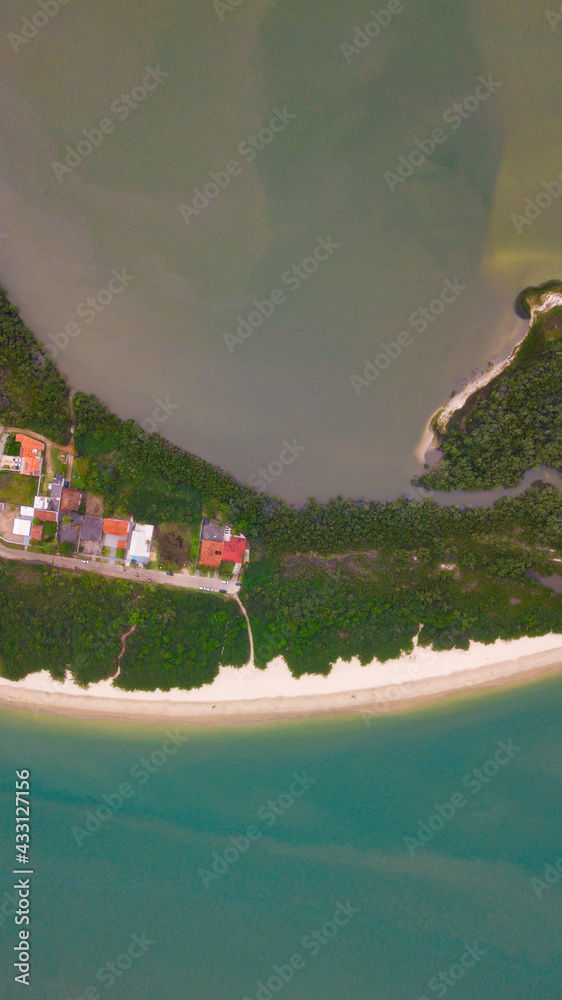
[13, 516, 32, 537]
[59, 517, 82, 545]
[199, 539, 224, 568]
[128, 523, 154, 560]
[81, 516, 103, 542]
[60, 487, 81, 514]
[15, 434, 44, 477]
[222, 534, 247, 564]
[34, 508, 57, 522]
[103, 518, 131, 536]
[201, 518, 225, 543]
[50, 474, 64, 502]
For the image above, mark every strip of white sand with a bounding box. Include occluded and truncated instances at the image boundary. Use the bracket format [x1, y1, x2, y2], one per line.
[1, 633, 560, 725]
[415, 315, 528, 463]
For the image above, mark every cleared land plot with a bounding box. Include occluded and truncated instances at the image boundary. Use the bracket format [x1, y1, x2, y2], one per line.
[0, 472, 38, 506]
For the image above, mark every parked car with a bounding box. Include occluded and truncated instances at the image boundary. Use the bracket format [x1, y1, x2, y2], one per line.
[221, 580, 228, 584]
[166, 571, 174, 576]
[219, 589, 227, 594]
[147, 579, 154, 583]
[199, 586, 205, 590]
[235, 582, 242, 587]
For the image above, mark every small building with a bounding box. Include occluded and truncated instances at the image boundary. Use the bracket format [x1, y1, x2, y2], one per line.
[60, 487, 81, 514]
[31, 523, 43, 541]
[127, 523, 154, 565]
[59, 514, 82, 547]
[103, 517, 131, 551]
[222, 532, 247, 565]
[13, 516, 32, 538]
[15, 434, 44, 477]
[33, 507, 58, 523]
[198, 518, 248, 569]
[81, 516, 103, 543]
[20, 506, 35, 519]
[49, 473, 65, 506]
[201, 519, 225, 544]
[199, 539, 224, 568]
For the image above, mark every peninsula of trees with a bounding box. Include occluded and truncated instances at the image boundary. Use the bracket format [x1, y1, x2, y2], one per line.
[416, 283, 562, 491]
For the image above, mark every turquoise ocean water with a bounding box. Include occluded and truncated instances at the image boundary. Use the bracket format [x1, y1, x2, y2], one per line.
[0, 675, 561, 999]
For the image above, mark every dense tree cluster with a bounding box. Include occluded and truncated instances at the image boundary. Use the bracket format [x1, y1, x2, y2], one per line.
[0, 562, 249, 689]
[245, 485, 562, 674]
[417, 303, 562, 491]
[0, 289, 71, 442]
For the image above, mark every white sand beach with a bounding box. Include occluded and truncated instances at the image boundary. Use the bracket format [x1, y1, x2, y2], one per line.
[415, 315, 528, 464]
[1, 632, 561, 726]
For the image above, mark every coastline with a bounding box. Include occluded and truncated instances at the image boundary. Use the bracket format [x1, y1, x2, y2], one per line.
[415, 315, 528, 464]
[1, 633, 561, 726]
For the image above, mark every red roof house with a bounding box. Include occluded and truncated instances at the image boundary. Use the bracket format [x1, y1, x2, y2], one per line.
[15, 434, 44, 477]
[34, 509, 57, 522]
[103, 518, 130, 549]
[199, 539, 224, 568]
[60, 487, 81, 513]
[222, 535, 247, 564]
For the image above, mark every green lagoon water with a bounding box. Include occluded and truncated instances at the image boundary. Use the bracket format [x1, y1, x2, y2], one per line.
[1, 675, 561, 999]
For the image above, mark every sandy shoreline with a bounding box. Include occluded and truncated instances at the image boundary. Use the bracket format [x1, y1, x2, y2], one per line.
[1, 633, 561, 726]
[415, 315, 528, 464]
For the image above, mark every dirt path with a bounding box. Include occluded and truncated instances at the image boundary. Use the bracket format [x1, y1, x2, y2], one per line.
[111, 624, 138, 681]
[234, 594, 254, 667]
[111, 595, 142, 680]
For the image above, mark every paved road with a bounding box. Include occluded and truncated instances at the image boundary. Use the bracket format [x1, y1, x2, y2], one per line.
[0, 541, 239, 595]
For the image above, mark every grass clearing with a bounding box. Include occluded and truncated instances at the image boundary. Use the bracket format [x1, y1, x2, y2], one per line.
[0, 472, 38, 505]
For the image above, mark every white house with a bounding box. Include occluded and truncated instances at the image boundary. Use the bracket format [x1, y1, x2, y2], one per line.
[126, 523, 154, 565]
[13, 516, 32, 539]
